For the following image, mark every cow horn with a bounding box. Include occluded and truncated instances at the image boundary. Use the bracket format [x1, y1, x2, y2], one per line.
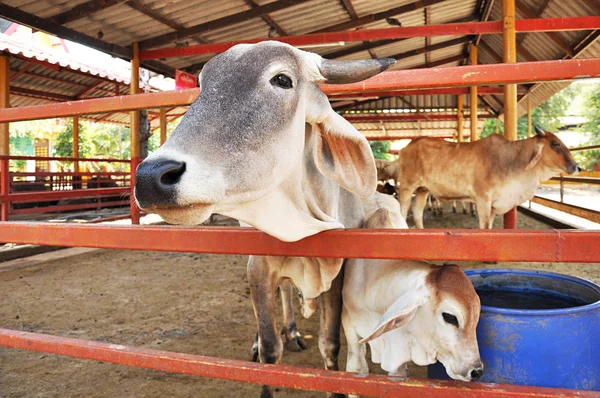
[534, 125, 546, 137]
[319, 58, 396, 84]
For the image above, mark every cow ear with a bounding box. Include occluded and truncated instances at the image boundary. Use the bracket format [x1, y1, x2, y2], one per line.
[359, 289, 427, 344]
[311, 110, 377, 198]
[525, 142, 544, 171]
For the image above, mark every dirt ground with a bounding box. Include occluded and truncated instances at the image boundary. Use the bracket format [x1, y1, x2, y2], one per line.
[1, 205, 599, 398]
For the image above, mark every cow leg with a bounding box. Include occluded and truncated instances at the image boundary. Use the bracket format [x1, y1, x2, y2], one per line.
[427, 194, 433, 212]
[453, 201, 457, 213]
[399, 186, 416, 221]
[280, 280, 307, 352]
[343, 310, 368, 398]
[319, 268, 345, 398]
[248, 256, 283, 398]
[470, 203, 477, 217]
[475, 198, 493, 230]
[412, 190, 429, 229]
[487, 210, 496, 229]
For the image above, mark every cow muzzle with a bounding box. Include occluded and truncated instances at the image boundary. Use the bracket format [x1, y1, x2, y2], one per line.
[135, 158, 186, 208]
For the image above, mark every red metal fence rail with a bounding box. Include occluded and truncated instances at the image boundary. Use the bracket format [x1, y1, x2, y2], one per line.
[0, 59, 599, 123]
[0, 223, 598, 263]
[0, 328, 596, 398]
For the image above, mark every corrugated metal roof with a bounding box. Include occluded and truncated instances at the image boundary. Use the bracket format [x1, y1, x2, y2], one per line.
[1, 0, 598, 137]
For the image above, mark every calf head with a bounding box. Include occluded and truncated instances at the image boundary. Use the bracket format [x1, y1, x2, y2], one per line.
[529, 126, 581, 175]
[360, 264, 483, 382]
[135, 42, 394, 241]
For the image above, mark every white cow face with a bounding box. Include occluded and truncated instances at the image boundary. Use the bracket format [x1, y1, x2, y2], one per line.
[361, 265, 483, 382]
[134, 41, 394, 241]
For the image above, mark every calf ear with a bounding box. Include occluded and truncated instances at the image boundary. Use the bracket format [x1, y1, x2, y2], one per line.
[359, 289, 427, 344]
[307, 88, 377, 198]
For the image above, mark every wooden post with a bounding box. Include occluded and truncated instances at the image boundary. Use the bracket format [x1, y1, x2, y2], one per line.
[159, 108, 167, 145]
[130, 42, 141, 225]
[495, 118, 500, 134]
[503, 0, 518, 229]
[457, 94, 464, 142]
[72, 116, 79, 173]
[527, 93, 533, 137]
[0, 55, 9, 221]
[469, 43, 478, 142]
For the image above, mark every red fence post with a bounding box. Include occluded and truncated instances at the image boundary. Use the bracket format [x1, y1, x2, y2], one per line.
[1, 158, 9, 221]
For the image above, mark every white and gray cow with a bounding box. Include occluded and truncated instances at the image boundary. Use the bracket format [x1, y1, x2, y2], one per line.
[134, 41, 395, 398]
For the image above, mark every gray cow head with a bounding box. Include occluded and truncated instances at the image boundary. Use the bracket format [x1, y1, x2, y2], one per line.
[135, 42, 394, 241]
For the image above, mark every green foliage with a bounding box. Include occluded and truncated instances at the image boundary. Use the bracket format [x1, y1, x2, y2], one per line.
[576, 82, 600, 170]
[369, 141, 394, 161]
[481, 84, 577, 141]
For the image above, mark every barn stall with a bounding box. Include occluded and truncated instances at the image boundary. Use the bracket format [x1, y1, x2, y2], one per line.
[0, 0, 599, 396]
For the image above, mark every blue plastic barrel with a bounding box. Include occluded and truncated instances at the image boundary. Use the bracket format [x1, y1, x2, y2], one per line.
[428, 269, 600, 390]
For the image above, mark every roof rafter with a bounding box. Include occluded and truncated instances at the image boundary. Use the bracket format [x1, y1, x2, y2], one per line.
[138, 0, 311, 50]
[244, 0, 289, 36]
[315, 0, 446, 33]
[515, 2, 573, 57]
[50, 0, 127, 25]
[389, 36, 474, 61]
[125, 0, 209, 44]
[0, 3, 174, 76]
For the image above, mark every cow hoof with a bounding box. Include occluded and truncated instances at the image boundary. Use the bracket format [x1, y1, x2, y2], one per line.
[282, 328, 307, 352]
[285, 336, 307, 352]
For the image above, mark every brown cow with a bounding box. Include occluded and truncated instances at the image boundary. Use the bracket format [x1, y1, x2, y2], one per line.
[398, 127, 581, 229]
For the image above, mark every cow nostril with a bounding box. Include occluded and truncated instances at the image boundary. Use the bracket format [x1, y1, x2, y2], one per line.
[576, 165, 583, 173]
[470, 368, 483, 381]
[160, 162, 186, 186]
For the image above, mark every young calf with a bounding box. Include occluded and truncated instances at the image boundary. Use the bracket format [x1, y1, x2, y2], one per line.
[343, 195, 483, 387]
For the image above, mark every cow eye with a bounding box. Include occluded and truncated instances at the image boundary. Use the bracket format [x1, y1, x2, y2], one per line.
[442, 312, 459, 327]
[551, 142, 560, 148]
[271, 74, 293, 89]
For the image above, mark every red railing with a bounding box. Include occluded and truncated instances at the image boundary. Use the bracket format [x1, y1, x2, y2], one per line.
[0, 156, 131, 219]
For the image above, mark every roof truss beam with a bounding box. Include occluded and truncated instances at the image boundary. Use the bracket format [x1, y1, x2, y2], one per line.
[0, 3, 174, 76]
[315, 0, 446, 33]
[51, 0, 127, 25]
[138, 0, 311, 50]
[515, 2, 573, 57]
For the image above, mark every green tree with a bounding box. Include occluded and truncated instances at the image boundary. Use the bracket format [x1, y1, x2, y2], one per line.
[369, 141, 394, 161]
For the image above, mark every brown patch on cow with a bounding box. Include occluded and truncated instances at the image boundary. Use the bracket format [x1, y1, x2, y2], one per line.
[426, 264, 480, 332]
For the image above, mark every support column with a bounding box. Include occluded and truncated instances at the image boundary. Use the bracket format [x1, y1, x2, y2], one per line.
[457, 95, 464, 142]
[159, 108, 167, 146]
[0, 55, 9, 221]
[130, 42, 141, 225]
[73, 116, 79, 173]
[469, 44, 478, 142]
[527, 93, 532, 137]
[503, 0, 518, 229]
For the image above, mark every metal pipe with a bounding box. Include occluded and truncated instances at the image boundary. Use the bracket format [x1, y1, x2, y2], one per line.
[0, 55, 9, 221]
[457, 94, 464, 142]
[0, 59, 599, 123]
[130, 42, 141, 225]
[73, 116, 79, 173]
[1, 328, 594, 398]
[470, 44, 478, 142]
[503, 0, 518, 229]
[139, 17, 600, 59]
[0, 223, 598, 263]
[527, 93, 533, 137]
[159, 108, 167, 145]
